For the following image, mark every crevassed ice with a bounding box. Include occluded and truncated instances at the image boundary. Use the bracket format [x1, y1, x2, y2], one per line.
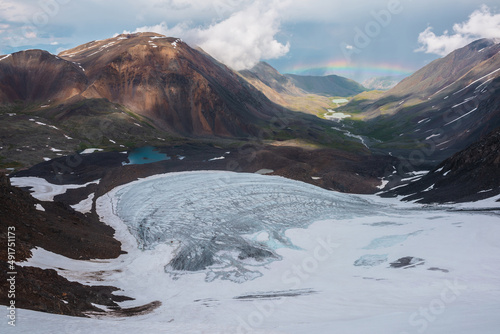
[115, 171, 377, 282]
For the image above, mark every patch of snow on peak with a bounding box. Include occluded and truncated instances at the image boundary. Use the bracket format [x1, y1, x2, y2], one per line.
[81, 148, 103, 154]
[422, 184, 435, 192]
[377, 179, 389, 190]
[444, 107, 478, 126]
[71, 193, 95, 214]
[425, 133, 440, 140]
[171, 38, 182, 48]
[208, 156, 225, 161]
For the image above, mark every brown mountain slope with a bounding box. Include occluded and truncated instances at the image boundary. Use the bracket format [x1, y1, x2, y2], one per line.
[389, 39, 500, 98]
[0, 33, 287, 138]
[0, 50, 87, 104]
[58, 33, 279, 137]
[0, 34, 377, 170]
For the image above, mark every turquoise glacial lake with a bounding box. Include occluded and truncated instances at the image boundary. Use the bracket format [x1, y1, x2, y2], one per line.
[124, 146, 171, 165]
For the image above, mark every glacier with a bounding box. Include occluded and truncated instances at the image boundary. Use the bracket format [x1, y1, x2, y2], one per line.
[114, 171, 377, 282]
[9, 171, 500, 334]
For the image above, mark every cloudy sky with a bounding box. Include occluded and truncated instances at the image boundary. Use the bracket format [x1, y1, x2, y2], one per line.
[1, 0, 499, 82]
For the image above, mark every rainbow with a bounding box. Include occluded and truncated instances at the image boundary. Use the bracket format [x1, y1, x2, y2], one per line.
[283, 60, 415, 77]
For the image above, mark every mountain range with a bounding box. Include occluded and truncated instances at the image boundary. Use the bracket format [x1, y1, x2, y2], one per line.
[0, 32, 378, 170]
[1, 33, 280, 138]
[1, 33, 499, 319]
[339, 38, 500, 164]
[362, 75, 407, 90]
[0, 34, 499, 198]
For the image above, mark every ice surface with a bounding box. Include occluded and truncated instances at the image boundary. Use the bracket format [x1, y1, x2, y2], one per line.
[354, 254, 388, 267]
[363, 230, 423, 249]
[9, 171, 500, 334]
[255, 168, 274, 175]
[115, 172, 375, 282]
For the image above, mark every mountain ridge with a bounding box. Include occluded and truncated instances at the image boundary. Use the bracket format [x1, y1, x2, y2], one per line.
[1, 33, 287, 138]
[383, 126, 500, 203]
[339, 38, 500, 163]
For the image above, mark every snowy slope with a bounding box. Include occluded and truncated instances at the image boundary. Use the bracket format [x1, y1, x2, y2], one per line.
[7, 171, 500, 334]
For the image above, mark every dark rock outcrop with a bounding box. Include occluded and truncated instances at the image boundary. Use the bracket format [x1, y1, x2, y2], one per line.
[0, 172, 126, 316]
[385, 127, 500, 203]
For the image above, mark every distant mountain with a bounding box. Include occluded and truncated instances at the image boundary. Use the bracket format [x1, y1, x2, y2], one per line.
[238, 62, 303, 107]
[362, 75, 407, 91]
[239, 62, 303, 96]
[383, 126, 500, 203]
[0, 33, 285, 138]
[240, 62, 366, 98]
[340, 38, 500, 163]
[286, 73, 367, 97]
[239, 62, 366, 116]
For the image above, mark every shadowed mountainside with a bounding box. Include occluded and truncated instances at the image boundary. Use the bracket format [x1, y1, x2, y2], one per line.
[383, 126, 500, 203]
[340, 39, 500, 164]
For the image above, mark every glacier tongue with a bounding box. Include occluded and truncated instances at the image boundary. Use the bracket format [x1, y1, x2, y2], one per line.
[115, 171, 376, 282]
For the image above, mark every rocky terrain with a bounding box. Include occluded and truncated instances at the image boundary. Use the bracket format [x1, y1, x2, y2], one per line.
[383, 126, 500, 203]
[339, 38, 500, 163]
[0, 34, 499, 321]
[0, 173, 137, 316]
[0, 34, 375, 170]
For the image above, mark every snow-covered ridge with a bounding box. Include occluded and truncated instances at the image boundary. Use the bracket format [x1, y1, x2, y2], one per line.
[171, 38, 182, 48]
[0, 54, 12, 61]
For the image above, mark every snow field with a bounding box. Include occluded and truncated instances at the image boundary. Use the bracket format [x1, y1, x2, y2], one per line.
[6, 171, 500, 333]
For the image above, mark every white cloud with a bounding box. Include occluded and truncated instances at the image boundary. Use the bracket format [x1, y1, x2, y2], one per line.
[124, 0, 290, 70]
[0, 1, 37, 22]
[416, 5, 500, 56]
